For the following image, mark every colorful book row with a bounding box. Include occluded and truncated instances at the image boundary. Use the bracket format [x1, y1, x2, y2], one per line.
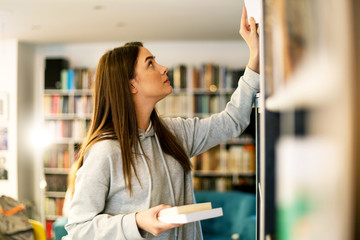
[45, 197, 65, 217]
[74, 95, 93, 115]
[192, 144, 255, 174]
[60, 68, 95, 90]
[44, 119, 90, 139]
[44, 95, 93, 115]
[169, 64, 245, 91]
[193, 174, 256, 192]
[44, 146, 70, 169]
[193, 95, 221, 114]
[156, 94, 188, 116]
[44, 95, 69, 114]
[193, 177, 233, 192]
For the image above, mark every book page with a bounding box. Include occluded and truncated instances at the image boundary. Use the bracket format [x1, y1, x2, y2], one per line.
[158, 202, 212, 217]
[158, 208, 223, 224]
[244, 0, 261, 23]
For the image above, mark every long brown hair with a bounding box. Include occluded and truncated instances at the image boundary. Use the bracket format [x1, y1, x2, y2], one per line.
[71, 42, 191, 197]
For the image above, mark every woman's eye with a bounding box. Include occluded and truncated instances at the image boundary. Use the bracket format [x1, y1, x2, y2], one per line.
[148, 61, 153, 67]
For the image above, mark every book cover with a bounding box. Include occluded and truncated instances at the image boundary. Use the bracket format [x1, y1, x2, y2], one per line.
[158, 202, 223, 224]
[244, 0, 260, 23]
[60, 69, 68, 90]
[158, 207, 223, 224]
[67, 69, 74, 90]
[158, 202, 212, 217]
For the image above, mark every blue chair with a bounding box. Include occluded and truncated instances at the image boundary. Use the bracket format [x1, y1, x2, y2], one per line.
[194, 191, 256, 240]
[53, 217, 68, 240]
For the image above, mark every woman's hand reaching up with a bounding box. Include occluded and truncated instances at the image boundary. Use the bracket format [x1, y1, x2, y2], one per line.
[239, 6, 260, 73]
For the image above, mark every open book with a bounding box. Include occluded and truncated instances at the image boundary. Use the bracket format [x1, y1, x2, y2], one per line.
[157, 202, 223, 224]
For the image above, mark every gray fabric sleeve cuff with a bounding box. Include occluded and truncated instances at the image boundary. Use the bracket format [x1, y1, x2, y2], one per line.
[242, 66, 260, 91]
[122, 213, 146, 240]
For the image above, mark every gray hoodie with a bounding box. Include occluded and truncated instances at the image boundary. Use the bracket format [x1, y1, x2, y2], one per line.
[65, 67, 259, 240]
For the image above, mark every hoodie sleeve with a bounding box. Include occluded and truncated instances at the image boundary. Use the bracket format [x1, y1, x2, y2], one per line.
[165, 67, 259, 158]
[65, 144, 145, 240]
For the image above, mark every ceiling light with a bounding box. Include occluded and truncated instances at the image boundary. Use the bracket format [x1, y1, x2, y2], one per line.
[93, 5, 104, 10]
[31, 25, 41, 31]
[116, 22, 125, 28]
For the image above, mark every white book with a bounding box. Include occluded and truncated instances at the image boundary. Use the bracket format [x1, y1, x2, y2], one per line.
[158, 202, 212, 217]
[158, 208, 223, 224]
[244, 0, 261, 23]
[158, 202, 223, 224]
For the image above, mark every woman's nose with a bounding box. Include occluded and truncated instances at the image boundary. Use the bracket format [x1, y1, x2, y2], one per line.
[161, 65, 168, 75]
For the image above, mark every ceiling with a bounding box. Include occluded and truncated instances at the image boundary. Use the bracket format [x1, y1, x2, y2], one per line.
[0, 0, 245, 44]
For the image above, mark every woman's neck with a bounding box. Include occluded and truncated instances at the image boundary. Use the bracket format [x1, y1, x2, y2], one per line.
[134, 101, 154, 131]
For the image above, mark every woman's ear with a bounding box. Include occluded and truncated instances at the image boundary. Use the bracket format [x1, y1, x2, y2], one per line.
[129, 79, 137, 94]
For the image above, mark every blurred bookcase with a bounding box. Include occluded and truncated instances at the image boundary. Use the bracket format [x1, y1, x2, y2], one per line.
[42, 61, 95, 239]
[157, 63, 257, 193]
[257, 0, 359, 239]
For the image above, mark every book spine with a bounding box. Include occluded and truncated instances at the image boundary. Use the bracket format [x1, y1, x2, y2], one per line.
[61, 69, 68, 90]
[67, 69, 74, 90]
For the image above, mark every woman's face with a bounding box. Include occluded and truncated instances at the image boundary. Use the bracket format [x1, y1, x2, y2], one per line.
[131, 47, 172, 103]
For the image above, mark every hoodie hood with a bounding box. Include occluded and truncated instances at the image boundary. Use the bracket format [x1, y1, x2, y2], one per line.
[138, 121, 155, 140]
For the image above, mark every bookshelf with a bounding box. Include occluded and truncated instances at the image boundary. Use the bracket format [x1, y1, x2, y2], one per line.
[42, 64, 94, 239]
[257, 0, 359, 239]
[157, 63, 257, 193]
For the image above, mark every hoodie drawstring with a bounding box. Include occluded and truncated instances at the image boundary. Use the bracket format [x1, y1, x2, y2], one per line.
[156, 134, 178, 239]
[138, 143, 152, 210]
[138, 135, 178, 239]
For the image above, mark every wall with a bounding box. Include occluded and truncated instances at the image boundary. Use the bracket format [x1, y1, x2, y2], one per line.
[17, 42, 36, 217]
[0, 40, 38, 218]
[0, 39, 18, 199]
[34, 40, 249, 69]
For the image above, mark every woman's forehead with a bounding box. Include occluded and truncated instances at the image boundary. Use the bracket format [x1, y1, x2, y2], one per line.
[138, 47, 153, 60]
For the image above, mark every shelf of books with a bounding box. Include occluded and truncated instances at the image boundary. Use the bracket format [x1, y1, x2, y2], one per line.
[42, 62, 95, 239]
[157, 63, 256, 193]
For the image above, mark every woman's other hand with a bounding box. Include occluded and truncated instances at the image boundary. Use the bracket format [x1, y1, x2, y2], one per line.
[239, 6, 260, 73]
[135, 204, 182, 236]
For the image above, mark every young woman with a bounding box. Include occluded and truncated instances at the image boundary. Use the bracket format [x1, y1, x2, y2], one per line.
[65, 7, 259, 240]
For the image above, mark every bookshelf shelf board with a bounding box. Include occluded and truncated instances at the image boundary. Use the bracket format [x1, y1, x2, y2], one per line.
[44, 89, 93, 95]
[46, 191, 67, 198]
[265, 66, 336, 111]
[47, 138, 85, 144]
[44, 114, 76, 120]
[44, 168, 70, 175]
[159, 113, 189, 118]
[193, 89, 220, 95]
[44, 113, 92, 120]
[44, 90, 72, 96]
[171, 89, 188, 94]
[193, 170, 255, 177]
[192, 89, 234, 95]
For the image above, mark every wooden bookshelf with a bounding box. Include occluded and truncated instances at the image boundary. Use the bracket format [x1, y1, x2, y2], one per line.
[257, 0, 358, 239]
[42, 64, 95, 238]
[158, 63, 256, 193]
